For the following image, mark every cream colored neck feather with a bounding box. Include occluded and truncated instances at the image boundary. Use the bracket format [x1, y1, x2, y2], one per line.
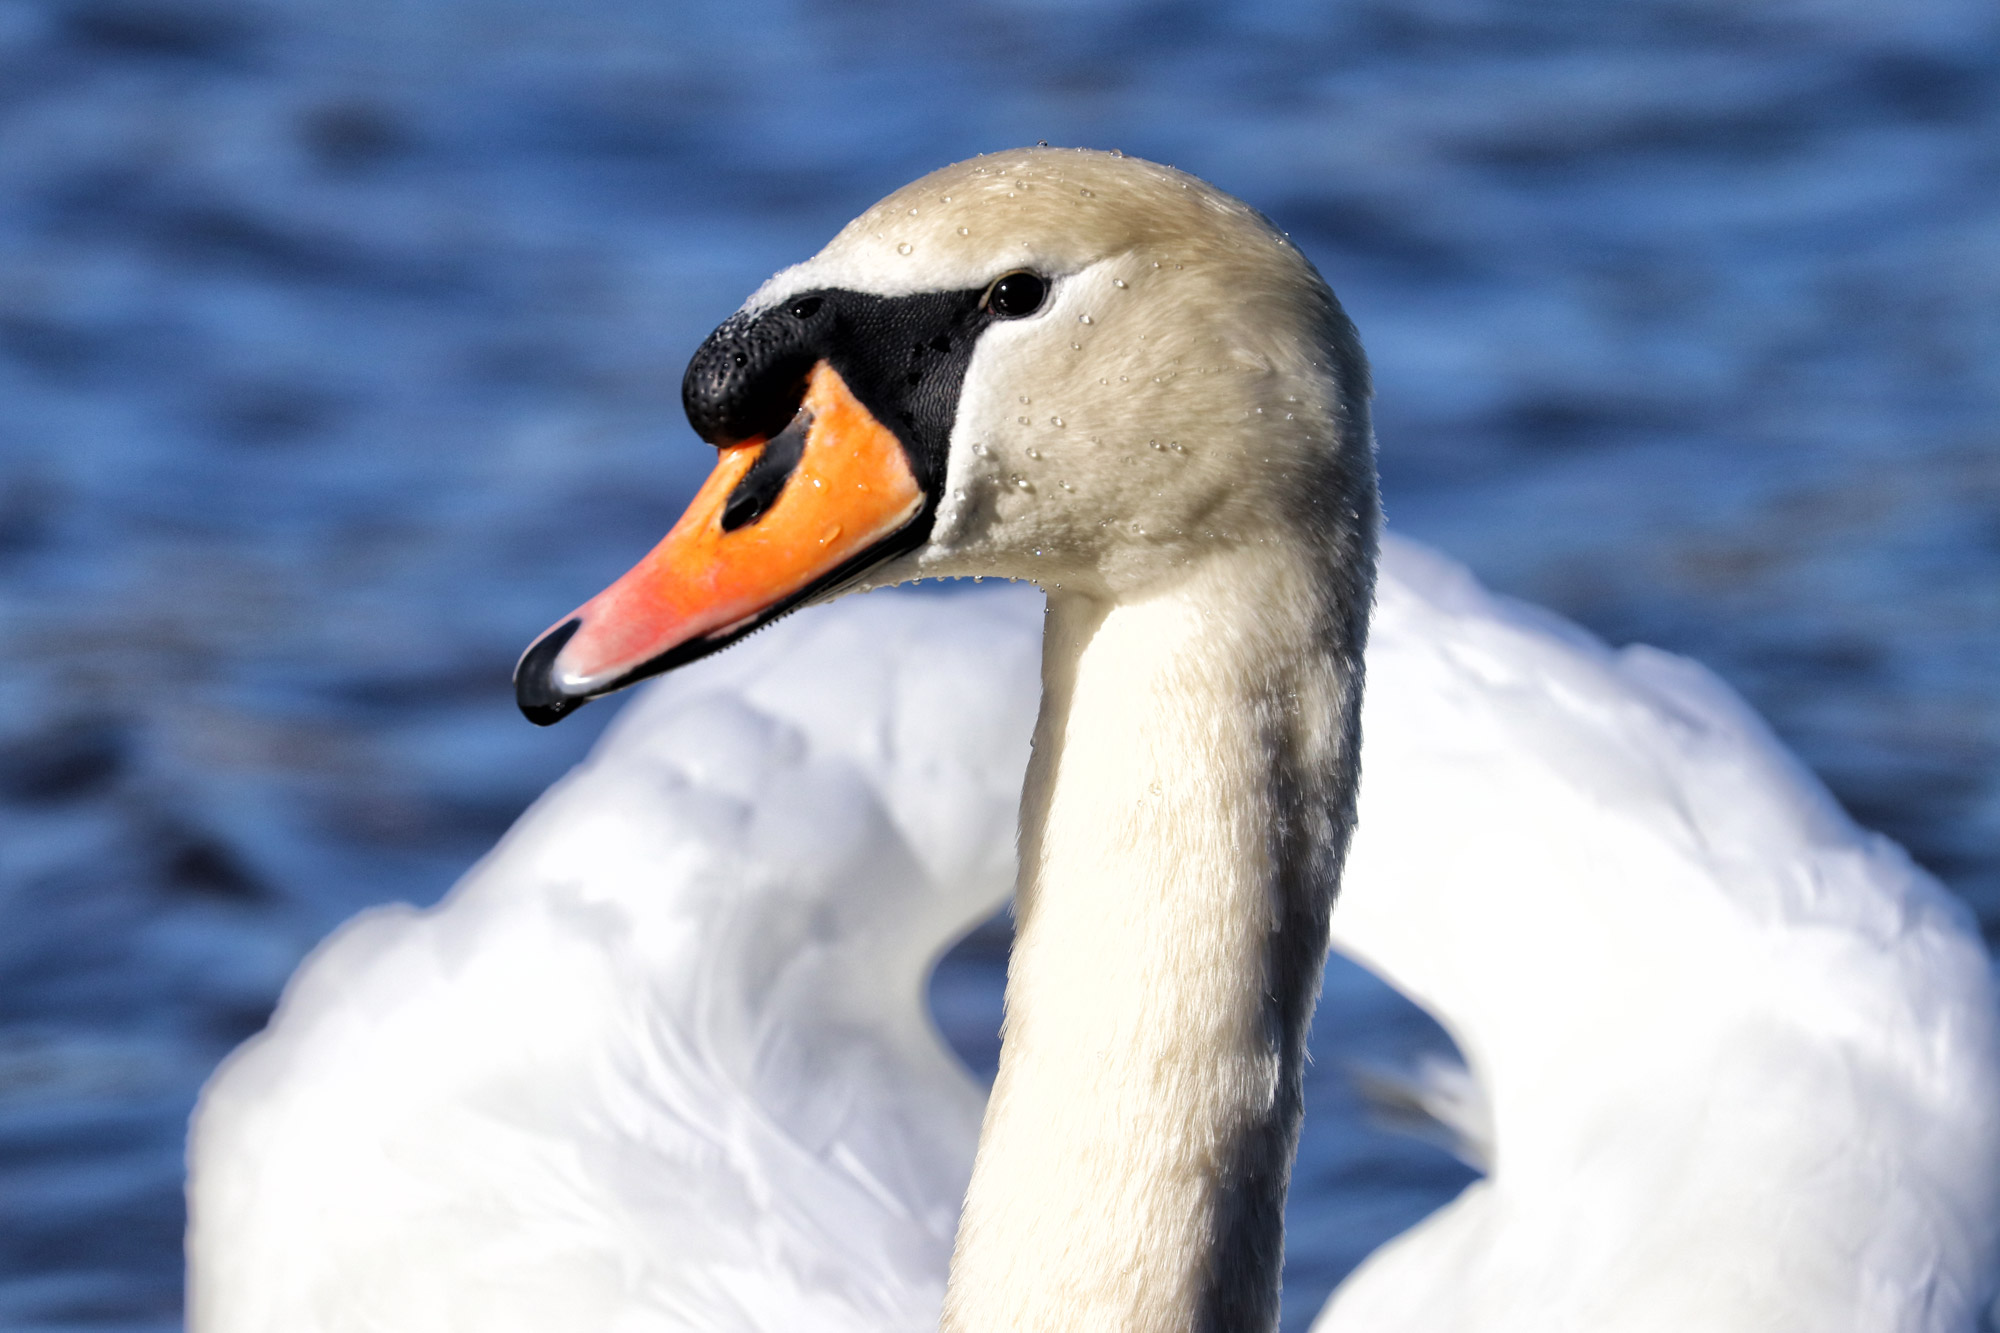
[941, 541, 1365, 1333]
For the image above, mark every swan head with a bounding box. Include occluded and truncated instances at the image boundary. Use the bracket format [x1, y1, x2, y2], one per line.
[517, 147, 1374, 724]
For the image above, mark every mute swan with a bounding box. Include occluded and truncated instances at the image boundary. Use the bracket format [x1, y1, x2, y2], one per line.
[186, 149, 2000, 1331]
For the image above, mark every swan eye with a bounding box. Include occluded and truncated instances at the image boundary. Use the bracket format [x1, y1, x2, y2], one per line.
[789, 296, 823, 320]
[985, 271, 1048, 319]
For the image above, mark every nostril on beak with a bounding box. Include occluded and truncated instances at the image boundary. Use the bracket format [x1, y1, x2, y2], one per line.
[514, 618, 584, 726]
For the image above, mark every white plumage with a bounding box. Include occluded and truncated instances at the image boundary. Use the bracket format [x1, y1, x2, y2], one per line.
[188, 536, 2000, 1331]
[1320, 538, 2000, 1332]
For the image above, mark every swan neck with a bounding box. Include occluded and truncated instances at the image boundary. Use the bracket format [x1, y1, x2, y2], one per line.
[942, 543, 1367, 1333]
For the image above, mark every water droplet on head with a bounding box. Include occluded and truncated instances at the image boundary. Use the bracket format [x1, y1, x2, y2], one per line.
[1018, 416, 1031, 425]
[1150, 439, 1165, 450]
[1019, 396, 1031, 404]
[897, 242, 913, 255]
[1080, 188, 1093, 197]
[1037, 139, 1049, 147]
[1013, 476, 1033, 492]
[952, 488, 968, 503]
[1111, 148, 1124, 157]
[1079, 314, 1093, 325]
[1118, 375, 1128, 382]
[908, 207, 918, 216]
[1026, 446, 1041, 459]
[972, 441, 991, 457]
[1049, 417, 1063, 427]
[1113, 279, 1127, 289]
[1059, 480, 1073, 491]
[957, 227, 969, 236]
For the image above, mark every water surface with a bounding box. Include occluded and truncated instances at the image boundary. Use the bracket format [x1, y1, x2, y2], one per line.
[1, 0, 1996, 1326]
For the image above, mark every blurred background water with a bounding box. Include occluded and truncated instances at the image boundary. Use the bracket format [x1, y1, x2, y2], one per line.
[0, 0, 1996, 1327]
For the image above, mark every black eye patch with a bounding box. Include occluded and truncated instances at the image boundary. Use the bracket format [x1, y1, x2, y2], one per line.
[720, 412, 811, 532]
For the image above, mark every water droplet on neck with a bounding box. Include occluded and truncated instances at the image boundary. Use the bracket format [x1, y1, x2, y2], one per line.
[957, 226, 969, 236]
[1049, 417, 1063, 427]
[1113, 278, 1127, 288]
[1079, 314, 1094, 325]
[1017, 415, 1031, 425]
[1026, 446, 1041, 459]
[1012, 476, 1033, 492]
[1110, 148, 1124, 157]
[1080, 188, 1093, 197]
[897, 242, 913, 255]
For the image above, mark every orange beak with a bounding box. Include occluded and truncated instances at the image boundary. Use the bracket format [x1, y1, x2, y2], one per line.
[515, 361, 926, 723]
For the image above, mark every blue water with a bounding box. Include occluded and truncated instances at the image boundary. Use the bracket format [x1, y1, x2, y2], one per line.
[1, 0, 1996, 1327]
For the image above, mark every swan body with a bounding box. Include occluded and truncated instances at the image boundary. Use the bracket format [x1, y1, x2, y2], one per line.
[187, 148, 2000, 1330]
[189, 539, 2000, 1331]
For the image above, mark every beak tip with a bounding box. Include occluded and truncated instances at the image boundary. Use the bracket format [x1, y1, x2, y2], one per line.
[515, 618, 587, 727]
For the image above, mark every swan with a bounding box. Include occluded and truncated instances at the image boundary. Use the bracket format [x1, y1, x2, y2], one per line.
[184, 148, 2000, 1331]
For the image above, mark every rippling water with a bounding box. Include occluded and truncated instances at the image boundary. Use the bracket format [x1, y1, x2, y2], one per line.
[2, 0, 1996, 1327]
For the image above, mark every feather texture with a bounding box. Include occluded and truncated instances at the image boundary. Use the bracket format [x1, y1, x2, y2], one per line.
[188, 536, 2000, 1330]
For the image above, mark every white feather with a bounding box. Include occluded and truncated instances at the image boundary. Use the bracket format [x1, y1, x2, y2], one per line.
[189, 537, 2000, 1331]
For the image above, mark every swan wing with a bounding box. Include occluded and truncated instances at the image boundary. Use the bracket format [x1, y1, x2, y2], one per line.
[186, 586, 1042, 1333]
[1322, 535, 2000, 1332]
